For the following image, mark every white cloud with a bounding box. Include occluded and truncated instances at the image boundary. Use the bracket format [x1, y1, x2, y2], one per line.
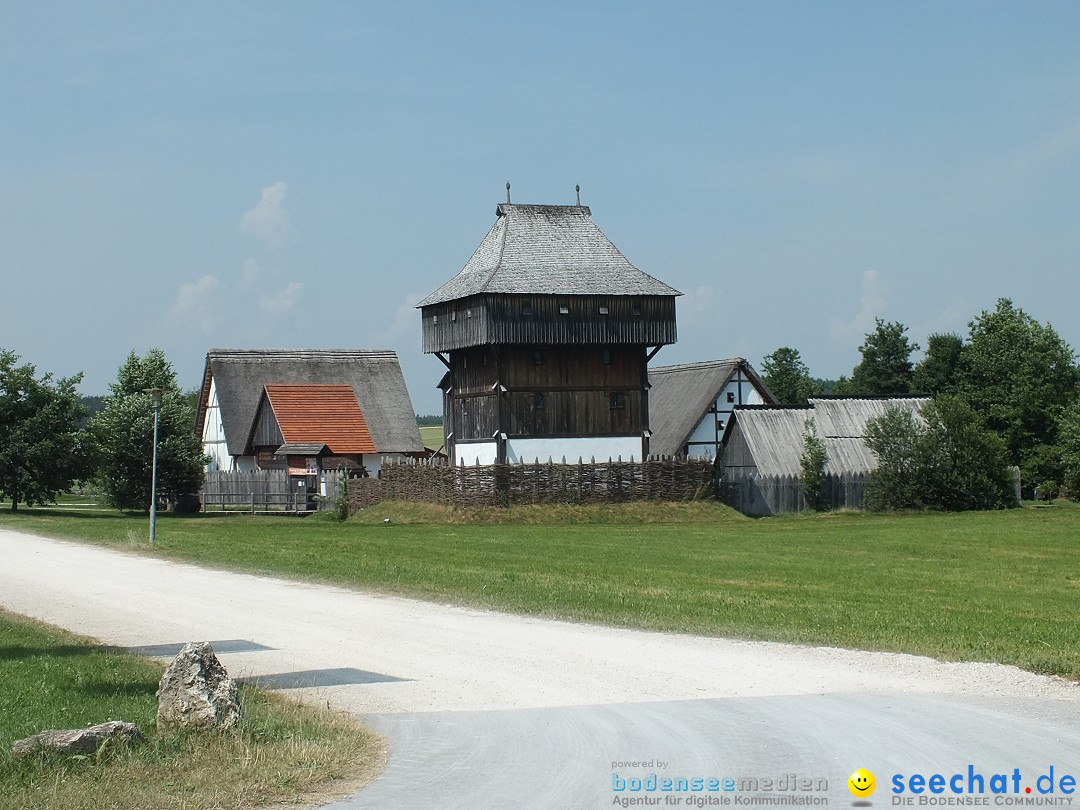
[240, 182, 294, 247]
[380, 291, 423, 342]
[239, 257, 263, 290]
[687, 284, 715, 314]
[829, 270, 886, 340]
[259, 281, 303, 315]
[169, 274, 222, 334]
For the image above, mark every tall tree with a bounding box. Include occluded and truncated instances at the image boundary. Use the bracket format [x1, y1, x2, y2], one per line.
[90, 350, 205, 512]
[761, 347, 816, 405]
[0, 351, 91, 510]
[960, 298, 1079, 480]
[849, 319, 919, 395]
[913, 332, 964, 395]
[1058, 399, 1080, 497]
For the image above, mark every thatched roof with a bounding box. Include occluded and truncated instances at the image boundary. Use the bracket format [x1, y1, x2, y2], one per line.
[417, 204, 681, 307]
[647, 358, 774, 458]
[197, 350, 422, 457]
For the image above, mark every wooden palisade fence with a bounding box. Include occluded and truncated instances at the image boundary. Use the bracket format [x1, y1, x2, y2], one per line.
[202, 470, 346, 513]
[718, 469, 869, 516]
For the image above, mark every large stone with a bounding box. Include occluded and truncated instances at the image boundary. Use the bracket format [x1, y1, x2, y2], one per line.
[12, 720, 144, 758]
[156, 641, 242, 730]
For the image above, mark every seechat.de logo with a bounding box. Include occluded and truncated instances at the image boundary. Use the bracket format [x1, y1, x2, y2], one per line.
[849, 769, 877, 798]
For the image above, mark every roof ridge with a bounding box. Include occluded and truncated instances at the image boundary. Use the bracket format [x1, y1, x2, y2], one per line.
[650, 358, 743, 374]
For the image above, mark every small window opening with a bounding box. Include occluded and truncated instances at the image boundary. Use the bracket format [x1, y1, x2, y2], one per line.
[534, 393, 545, 411]
[523, 301, 534, 316]
[599, 305, 609, 315]
[559, 302, 570, 315]
[610, 391, 626, 410]
[632, 302, 642, 316]
[602, 350, 612, 365]
[533, 352, 544, 366]
[727, 392, 736, 403]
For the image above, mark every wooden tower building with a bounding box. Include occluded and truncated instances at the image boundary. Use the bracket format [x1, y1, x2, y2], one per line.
[418, 198, 681, 465]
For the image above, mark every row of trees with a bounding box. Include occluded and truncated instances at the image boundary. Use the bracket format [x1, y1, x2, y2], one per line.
[0, 349, 205, 512]
[764, 298, 1080, 504]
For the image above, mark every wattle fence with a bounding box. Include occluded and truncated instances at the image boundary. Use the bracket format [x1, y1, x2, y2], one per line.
[346, 457, 715, 513]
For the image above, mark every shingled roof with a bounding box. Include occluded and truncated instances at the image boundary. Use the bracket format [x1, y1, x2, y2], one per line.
[647, 358, 774, 458]
[722, 397, 930, 476]
[261, 384, 377, 455]
[197, 350, 422, 457]
[417, 203, 681, 307]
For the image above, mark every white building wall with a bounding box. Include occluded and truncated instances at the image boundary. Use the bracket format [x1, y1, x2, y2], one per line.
[201, 378, 231, 472]
[684, 372, 766, 458]
[455, 441, 499, 466]
[506, 436, 644, 464]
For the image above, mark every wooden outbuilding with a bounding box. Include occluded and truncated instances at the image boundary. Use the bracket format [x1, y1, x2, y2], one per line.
[417, 200, 682, 465]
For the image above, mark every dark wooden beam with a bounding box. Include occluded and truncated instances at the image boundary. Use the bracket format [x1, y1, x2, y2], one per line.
[434, 352, 451, 369]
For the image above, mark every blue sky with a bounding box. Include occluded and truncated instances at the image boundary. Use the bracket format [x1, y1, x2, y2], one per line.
[3, 2, 1079, 413]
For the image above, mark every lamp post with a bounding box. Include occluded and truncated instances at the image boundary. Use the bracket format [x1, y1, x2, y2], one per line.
[144, 388, 163, 545]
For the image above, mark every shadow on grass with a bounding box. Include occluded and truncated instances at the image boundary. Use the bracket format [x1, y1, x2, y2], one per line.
[0, 644, 97, 661]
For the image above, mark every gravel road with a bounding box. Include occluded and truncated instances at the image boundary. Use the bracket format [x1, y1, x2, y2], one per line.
[3, 527, 1078, 809]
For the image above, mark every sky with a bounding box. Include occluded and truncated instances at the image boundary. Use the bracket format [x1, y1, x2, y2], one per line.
[3, 1, 1080, 413]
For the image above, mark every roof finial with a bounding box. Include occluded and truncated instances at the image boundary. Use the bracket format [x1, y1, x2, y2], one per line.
[575, 184, 581, 206]
[506, 182, 511, 204]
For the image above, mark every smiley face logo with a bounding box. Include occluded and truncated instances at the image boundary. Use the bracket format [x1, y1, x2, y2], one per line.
[848, 768, 876, 798]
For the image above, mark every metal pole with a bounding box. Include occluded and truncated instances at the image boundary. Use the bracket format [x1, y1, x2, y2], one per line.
[145, 388, 163, 546]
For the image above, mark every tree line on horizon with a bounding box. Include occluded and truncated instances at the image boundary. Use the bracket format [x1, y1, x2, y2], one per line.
[761, 298, 1080, 505]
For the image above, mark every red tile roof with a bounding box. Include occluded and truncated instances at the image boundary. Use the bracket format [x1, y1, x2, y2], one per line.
[264, 384, 377, 454]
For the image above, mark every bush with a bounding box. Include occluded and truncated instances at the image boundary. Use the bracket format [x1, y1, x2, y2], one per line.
[865, 396, 1015, 512]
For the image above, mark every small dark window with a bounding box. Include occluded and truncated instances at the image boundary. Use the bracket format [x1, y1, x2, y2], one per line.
[599, 304, 609, 315]
[602, 350, 612, 365]
[433, 315, 438, 325]
[466, 309, 472, 318]
[632, 301, 642, 316]
[559, 301, 570, 315]
[523, 301, 534, 316]
[451, 311, 457, 321]
[534, 393, 545, 411]
[610, 391, 626, 410]
[727, 392, 736, 403]
[533, 351, 544, 366]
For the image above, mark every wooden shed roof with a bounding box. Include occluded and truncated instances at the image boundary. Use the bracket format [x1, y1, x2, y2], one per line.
[417, 203, 681, 307]
[263, 384, 377, 455]
[647, 358, 775, 458]
[196, 349, 423, 457]
[722, 397, 930, 477]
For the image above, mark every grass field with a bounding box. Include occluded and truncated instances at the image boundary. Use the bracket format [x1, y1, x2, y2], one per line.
[418, 424, 444, 449]
[0, 609, 384, 810]
[1, 500, 1079, 678]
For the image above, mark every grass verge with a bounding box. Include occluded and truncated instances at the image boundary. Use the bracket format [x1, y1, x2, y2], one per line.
[0, 609, 385, 810]
[2, 500, 1080, 677]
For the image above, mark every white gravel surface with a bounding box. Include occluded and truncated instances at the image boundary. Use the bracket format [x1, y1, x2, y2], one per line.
[1, 527, 1075, 715]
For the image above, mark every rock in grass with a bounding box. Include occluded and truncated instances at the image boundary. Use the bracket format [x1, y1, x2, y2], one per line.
[12, 720, 144, 758]
[156, 641, 242, 731]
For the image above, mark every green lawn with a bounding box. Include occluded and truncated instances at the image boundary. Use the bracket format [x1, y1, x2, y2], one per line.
[0, 609, 384, 810]
[1, 500, 1078, 677]
[418, 424, 444, 449]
